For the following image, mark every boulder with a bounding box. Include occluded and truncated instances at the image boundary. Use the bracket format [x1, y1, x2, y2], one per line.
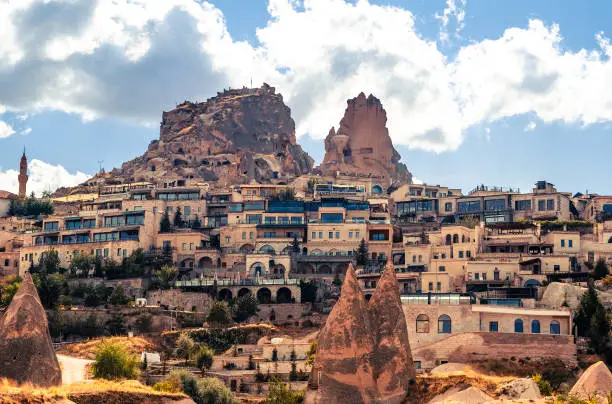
[0, 272, 62, 387]
[305, 264, 378, 403]
[430, 386, 494, 403]
[498, 378, 541, 400]
[368, 263, 416, 403]
[570, 361, 612, 400]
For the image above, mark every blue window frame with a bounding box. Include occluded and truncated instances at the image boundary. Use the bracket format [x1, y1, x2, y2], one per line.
[550, 320, 560, 335]
[489, 321, 498, 332]
[438, 315, 451, 333]
[514, 319, 524, 333]
[531, 320, 540, 334]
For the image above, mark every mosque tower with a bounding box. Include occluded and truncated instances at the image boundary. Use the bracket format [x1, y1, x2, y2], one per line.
[18, 148, 28, 199]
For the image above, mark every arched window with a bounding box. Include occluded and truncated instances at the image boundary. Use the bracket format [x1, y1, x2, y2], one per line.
[372, 185, 383, 194]
[531, 320, 540, 334]
[445, 234, 452, 245]
[416, 314, 430, 333]
[452, 234, 459, 244]
[514, 319, 524, 333]
[438, 314, 451, 333]
[550, 320, 561, 335]
[461, 235, 465, 243]
[259, 245, 276, 255]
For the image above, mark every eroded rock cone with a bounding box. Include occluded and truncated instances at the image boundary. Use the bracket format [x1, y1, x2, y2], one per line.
[305, 264, 378, 403]
[368, 264, 416, 403]
[570, 361, 612, 400]
[0, 272, 62, 387]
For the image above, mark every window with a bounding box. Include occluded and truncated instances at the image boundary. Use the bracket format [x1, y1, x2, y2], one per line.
[242, 232, 247, 240]
[321, 213, 343, 223]
[182, 243, 187, 251]
[329, 232, 333, 239]
[83, 219, 96, 228]
[189, 243, 194, 251]
[117, 248, 121, 256]
[265, 217, 277, 224]
[225, 236, 231, 243]
[436, 282, 441, 291]
[441, 253, 446, 259]
[474, 273, 479, 280]
[249, 232, 254, 239]
[482, 273, 487, 280]
[438, 314, 451, 333]
[457, 201, 481, 213]
[547, 199, 555, 210]
[485, 199, 505, 211]
[278, 216, 289, 224]
[348, 231, 353, 238]
[415, 361, 421, 369]
[312, 232, 316, 239]
[514, 200, 532, 211]
[104, 248, 109, 257]
[550, 320, 560, 335]
[263, 232, 277, 238]
[514, 319, 524, 333]
[163, 241, 171, 249]
[554, 265, 560, 272]
[418, 255, 422, 263]
[66, 220, 82, 230]
[416, 314, 430, 333]
[466, 250, 471, 258]
[531, 320, 540, 334]
[489, 321, 499, 332]
[458, 251, 464, 258]
[538, 200, 546, 211]
[439, 266, 446, 272]
[319, 232, 323, 239]
[428, 282, 433, 291]
[290, 217, 302, 224]
[93, 232, 119, 242]
[246, 214, 262, 224]
[44, 222, 59, 231]
[355, 231, 360, 239]
[184, 206, 191, 217]
[445, 202, 452, 212]
[569, 240, 573, 248]
[561, 239, 565, 247]
[335, 232, 340, 239]
[126, 214, 144, 225]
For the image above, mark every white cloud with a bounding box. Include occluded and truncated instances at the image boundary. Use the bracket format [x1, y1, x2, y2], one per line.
[0, 120, 16, 138]
[0, 159, 90, 196]
[524, 122, 537, 131]
[435, 0, 467, 42]
[20, 127, 32, 135]
[412, 177, 424, 185]
[0, 0, 612, 157]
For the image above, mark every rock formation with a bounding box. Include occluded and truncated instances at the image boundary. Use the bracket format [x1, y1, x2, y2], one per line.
[306, 264, 378, 403]
[92, 84, 313, 189]
[368, 263, 416, 402]
[498, 378, 541, 401]
[0, 272, 62, 387]
[319, 93, 412, 189]
[430, 386, 494, 404]
[570, 361, 612, 400]
[306, 264, 416, 403]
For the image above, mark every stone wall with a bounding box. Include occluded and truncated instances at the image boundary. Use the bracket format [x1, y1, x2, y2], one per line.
[147, 289, 213, 312]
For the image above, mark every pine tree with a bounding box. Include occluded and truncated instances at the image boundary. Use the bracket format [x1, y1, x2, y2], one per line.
[290, 235, 301, 254]
[356, 238, 369, 267]
[173, 207, 184, 228]
[574, 280, 611, 354]
[160, 209, 171, 233]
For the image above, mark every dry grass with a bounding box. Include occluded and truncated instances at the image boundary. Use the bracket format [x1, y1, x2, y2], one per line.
[161, 322, 279, 337]
[0, 378, 188, 403]
[56, 337, 157, 360]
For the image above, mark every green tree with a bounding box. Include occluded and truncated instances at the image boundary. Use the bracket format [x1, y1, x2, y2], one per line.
[593, 258, 610, 280]
[232, 294, 258, 323]
[305, 341, 317, 366]
[134, 312, 153, 333]
[193, 345, 215, 375]
[156, 264, 177, 290]
[191, 215, 201, 229]
[248, 354, 256, 370]
[105, 310, 127, 335]
[70, 253, 92, 276]
[38, 249, 61, 273]
[91, 341, 140, 380]
[289, 349, 298, 381]
[33, 272, 64, 309]
[108, 284, 130, 305]
[175, 333, 196, 365]
[299, 280, 317, 303]
[265, 378, 304, 404]
[290, 235, 301, 254]
[574, 280, 611, 354]
[173, 207, 184, 228]
[194, 377, 238, 404]
[0, 276, 21, 308]
[207, 301, 232, 327]
[356, 238, 369, 267]
[160, 209, 172, 232]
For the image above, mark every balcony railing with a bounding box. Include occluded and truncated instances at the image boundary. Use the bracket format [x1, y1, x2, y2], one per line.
[175, 278, 300, 287]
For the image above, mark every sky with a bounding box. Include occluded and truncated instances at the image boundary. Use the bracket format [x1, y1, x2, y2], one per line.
[0, 0, 611, 196]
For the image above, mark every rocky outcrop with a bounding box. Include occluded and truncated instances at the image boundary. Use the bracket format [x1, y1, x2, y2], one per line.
[570, 361, 612, 401]
[319, 93, 412, 188]
[306, 265, 378, 403]
[0, 272, 62, 387]
[540, 282, 612, 310]
[95, 84, 313, 189]
[498, 378, 541, 400]
[369, 263, 416, 402]
[306, 264, 415, 403]
[429, 387, 494, 404]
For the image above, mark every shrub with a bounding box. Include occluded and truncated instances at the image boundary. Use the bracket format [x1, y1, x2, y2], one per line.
[108, 284, 130, 305]
[532, 373, 553, 396]
[175, 333, 196, 365]
[153, 379, 182, 393]
[193, 345, 215, 372]
[207, 301, 232, 327]
[232, 294, 259, 323]
[306, 341, 317, 366]
[168, 370, 198, 398]
[91, 341, 140, 380]
[265, 378, 304, 404]
[194, 378, 238, 404]
[134, 312, 153, 333]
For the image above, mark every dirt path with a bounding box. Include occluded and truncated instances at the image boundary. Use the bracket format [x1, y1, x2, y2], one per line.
[57, 354, 93, 385]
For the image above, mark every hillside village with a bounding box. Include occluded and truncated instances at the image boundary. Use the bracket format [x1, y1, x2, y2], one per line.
[0, 86, 611, 403]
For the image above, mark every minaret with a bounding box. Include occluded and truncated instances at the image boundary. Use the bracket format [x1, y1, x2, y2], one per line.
[18, 148, 28, 199]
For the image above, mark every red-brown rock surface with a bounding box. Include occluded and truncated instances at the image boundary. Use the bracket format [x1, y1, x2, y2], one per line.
[307, 264, 416, 403]
[95, 84, 313, 189]
[0, 273, 62, 387]
[368, 264, 416, 403]
[570, 361, 612, 400]
[319, 93, 412, 188]
[306, 264, 378, 403]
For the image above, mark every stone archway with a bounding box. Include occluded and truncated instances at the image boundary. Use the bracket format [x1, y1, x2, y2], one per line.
[257, 288, 272, 304]
[276, 287, 292, 304]
[272, 264, 286, 276]
[199, 257, 213, 269]
[180, 258, 194, 269]
[334, 263, 348, 275]
[238, 288, 251, 298]
[297, 263, 314, 274]
[218, 288, 233, 301]
[259, 245, 276, 255]
[239, 243, 255, 253]
[250, 262, 265, 276]
[318, 264, 332, 274]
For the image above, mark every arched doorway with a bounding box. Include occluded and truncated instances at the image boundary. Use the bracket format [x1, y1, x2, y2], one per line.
[335, 263, 348, 275]
[318, 264, 332, 274]
[276, 287, 292, 303]
[239, 244, 255, 253]
[272, 264, 286, 276]
[250, 262, 265, 276]
[218, 288, 233, 301]
[297, 263, 314, 274]
[238, 288, 251, 298]
[199, 257, 213, 269]
[259, 245, 276, 255]
[180, 258, 194, 269]
[257, 288, 272, 304]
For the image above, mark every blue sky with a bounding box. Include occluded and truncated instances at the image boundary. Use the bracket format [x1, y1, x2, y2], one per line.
[0, 0, 611, 196]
